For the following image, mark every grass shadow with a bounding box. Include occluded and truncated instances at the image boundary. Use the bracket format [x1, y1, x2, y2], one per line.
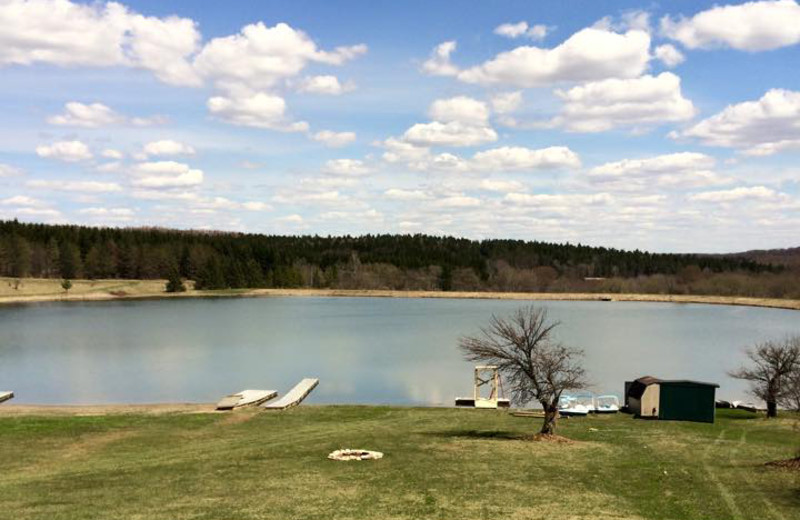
[423, 429, 531, 441]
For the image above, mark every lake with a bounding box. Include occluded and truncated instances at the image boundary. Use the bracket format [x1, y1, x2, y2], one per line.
[1, 297, 797, 405]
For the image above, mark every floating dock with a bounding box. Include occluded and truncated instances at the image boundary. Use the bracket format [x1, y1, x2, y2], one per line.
[455, 397, 510, 408]
[0, 391, 14, 404]
[216, 389, 277, 410]
[262, 378, 319, 410]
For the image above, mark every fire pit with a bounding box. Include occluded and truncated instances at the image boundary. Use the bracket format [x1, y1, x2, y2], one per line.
[328, 449, 384, 461]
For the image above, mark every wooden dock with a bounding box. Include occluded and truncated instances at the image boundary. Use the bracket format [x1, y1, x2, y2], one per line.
[0, 391, 14, 404]
[262, 378, 319, 410]
[216, 389, 277, 410]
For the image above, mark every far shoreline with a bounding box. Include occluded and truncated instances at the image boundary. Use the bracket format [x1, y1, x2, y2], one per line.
[1, 279, 799, 311]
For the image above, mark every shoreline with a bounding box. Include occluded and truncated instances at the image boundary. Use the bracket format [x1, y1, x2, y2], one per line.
[1, 284, 799, 311]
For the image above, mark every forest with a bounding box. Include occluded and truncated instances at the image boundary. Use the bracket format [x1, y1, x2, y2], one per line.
[1, 219, 797, 299]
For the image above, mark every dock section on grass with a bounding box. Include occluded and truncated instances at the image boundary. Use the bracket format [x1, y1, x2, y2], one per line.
[0, 391, 14, 404]
[216, 389, 277, 410]
[262, 378, 319, 410]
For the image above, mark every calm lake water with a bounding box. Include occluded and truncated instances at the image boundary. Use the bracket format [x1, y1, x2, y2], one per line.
[1, 297, 797, 405]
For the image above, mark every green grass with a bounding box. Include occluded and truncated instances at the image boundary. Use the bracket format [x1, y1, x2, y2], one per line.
[0, 407, 798, 519]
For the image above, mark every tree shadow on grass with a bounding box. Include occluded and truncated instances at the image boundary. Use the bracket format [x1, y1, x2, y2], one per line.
[423, 429, 532, 441]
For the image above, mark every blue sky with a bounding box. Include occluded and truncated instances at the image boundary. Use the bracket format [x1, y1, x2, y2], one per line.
[1, 0, 799, 253]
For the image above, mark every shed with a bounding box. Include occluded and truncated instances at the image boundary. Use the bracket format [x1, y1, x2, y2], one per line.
[626, 376, 719, 423]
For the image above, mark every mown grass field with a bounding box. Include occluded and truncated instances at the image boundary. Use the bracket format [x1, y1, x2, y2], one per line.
[0, 406, 797, 520]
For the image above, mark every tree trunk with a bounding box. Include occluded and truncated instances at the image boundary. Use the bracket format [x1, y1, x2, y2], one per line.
[540, 403, 558, 435]
[767, 400, 777, 418]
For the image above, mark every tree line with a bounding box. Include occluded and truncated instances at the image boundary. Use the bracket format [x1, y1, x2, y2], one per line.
[0, 219, 787, 296]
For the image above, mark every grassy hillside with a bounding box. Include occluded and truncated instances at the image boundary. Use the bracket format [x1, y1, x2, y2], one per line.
[0, 406, 797, 519]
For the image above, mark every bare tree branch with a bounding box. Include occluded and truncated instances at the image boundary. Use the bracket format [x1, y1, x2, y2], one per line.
[459, 306, 587, 435]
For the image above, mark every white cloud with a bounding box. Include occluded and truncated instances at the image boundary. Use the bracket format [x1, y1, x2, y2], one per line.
[456, 27, 651, 87]
[688, 186, 782, 202]
[101, 149, 124, 160]
[654, 44, 685, 67]
[313, 130, 357, 147]
[276, 214, 304, 224]
[323, 159, 370, 177]
[471, 146, 581, 171]
[403, 121, 498, 147]
[380, 138, 431, 164]
[47, 102, 123, 127]
[27, 179, 121, 192]
[478, 179, 526, 192]
[298, 75, 354, 95]
[193, 22, 365, 92]
[0, 0, 202, 86]
[552, 72, 696, 132]
[676, 89, 800, 155]
[421, 40, 459, 76]
[131, 161, 203, 188]
[490, 91, 523, 114]
[1, 195, 47, 207]
[142, 139, 196, 157]
[494, 22, 549, 41]
[504, 192, 614, 210]
[207, 92, 308, 132]
[384, 188, 429, 201]
[36, 140, 92, 162]
[588, 152, 730, 191]
[78, 207, 134, 217]
[661, 0, 800, 51]
[0, 163, 23, 177]
[432, 195, 481, 208]
[428, 96, 490, 125]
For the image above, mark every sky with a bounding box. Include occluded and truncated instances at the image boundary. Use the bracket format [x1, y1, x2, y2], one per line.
[0, 0, 799, 253]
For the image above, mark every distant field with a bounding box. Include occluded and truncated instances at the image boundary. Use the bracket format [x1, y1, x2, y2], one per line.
[0, 406, 797, 519]
[1, 277, 799, 310]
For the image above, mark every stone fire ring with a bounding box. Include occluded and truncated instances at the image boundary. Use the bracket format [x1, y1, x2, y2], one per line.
[328, 449, 384, 461]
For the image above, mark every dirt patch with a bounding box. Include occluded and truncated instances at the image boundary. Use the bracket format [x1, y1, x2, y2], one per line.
[765, 457, 800, 470]
[109, 290, 128, 297]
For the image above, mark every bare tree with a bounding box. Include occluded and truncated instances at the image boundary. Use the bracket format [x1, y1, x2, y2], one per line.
[780, 369, 800, 412]
[729, 336, 800, 418]
[459, 306, 587, 436]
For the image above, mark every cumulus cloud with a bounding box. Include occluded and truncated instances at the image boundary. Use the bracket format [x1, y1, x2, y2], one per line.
[36, 140, 92, 162]
[298, 75, 354, 95]
[313, 130, 357, 147]
[193, 22, 365, 91]
[403, 122, 498, 147]
[421, 41, 459, 76]
[676, 89, 800, 156]
[490, 91, 523, 114]
[688, 185, 783, 202]
[131, 161, 203, 188]
[588, 152, 730, 191]
[384, 188, 429, 200]
[27, 179, 122, 192]
[494, 22, 549, 41]
[101, 149, 124, 160]
[551, 72, 696, 132]
[47, 102, 122, 127]
[142, 139, 196, 157]
[504, 192, 614, 211]
[471, 146, 581, 171]
[207, 92, 308, 132]
[661, 0, 800, 51]
[455, 27, 651, 87]
[428, 96, 490, 125]
[78, 207, 134, 220]
[323, 159, 370, 177]
[654, 44, 685, 67]
[0, 0, 202, 86]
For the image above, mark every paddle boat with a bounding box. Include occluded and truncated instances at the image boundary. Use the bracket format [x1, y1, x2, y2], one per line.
[594, 394, 620, 413]
[558, 395, 591, 416]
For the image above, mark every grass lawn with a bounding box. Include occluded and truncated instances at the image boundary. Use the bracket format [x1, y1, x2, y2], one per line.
[0, 407, 798, 520]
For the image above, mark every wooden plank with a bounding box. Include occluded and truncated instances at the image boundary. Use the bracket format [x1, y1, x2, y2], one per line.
[0, 391, 13, 404]
[262, 379, 318, 410]
[216, 389, 277, 410]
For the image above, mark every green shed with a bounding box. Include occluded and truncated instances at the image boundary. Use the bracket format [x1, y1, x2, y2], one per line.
[626, 376, 719, 423]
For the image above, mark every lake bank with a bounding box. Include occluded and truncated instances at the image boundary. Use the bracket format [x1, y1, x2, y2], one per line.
[2, 277, 799, 310]
[0, 405, 796, 519]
